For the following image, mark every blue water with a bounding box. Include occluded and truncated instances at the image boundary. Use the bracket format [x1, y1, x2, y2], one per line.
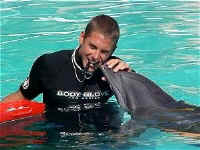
[0, 0, 200, 149]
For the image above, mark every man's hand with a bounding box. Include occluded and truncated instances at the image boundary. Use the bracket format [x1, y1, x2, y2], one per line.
[106, 58, 131, 72]
[101, 58, 131, 81]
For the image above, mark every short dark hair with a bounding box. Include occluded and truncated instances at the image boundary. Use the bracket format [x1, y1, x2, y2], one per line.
[84, 15, 120, 47]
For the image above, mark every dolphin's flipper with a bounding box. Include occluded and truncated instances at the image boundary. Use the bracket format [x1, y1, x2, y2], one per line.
[100, 66, 200, 132]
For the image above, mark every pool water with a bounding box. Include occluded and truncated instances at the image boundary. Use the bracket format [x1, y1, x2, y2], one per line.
[0, 0, 200, 149]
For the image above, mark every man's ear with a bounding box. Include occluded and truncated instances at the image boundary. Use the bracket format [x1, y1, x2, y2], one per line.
[79, 31, 85, 45]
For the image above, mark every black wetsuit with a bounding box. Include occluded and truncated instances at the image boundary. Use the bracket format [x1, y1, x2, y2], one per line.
[20, 50, 122, 131]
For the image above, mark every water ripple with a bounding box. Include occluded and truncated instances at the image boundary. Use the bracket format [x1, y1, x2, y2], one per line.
[0, 31, 78, 45]
[33, 17, 88, 23]
[169, 84, 200, 95]
[57, 4, 109, 14]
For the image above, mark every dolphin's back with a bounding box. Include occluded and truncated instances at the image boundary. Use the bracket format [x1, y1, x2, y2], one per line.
[100, 66, 200, 132]
[101, 66, 179, 113]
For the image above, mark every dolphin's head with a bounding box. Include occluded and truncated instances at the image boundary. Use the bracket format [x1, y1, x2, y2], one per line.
[99, 65, 132, 113]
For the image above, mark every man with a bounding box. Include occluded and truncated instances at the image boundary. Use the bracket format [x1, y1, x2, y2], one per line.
[2, 15, 131, 130]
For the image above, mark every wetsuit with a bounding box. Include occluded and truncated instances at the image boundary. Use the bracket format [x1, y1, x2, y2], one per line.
[20, 50, 122, 131]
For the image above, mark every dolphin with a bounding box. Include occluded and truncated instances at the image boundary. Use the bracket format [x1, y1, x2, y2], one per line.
[100, 65, 200, 133]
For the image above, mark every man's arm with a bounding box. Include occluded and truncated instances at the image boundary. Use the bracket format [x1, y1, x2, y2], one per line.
[1, 54, 47, 103]
[1, 90, 26, 103]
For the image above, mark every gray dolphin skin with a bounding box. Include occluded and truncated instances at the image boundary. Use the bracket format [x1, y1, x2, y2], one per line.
[100, 65, 200, 133]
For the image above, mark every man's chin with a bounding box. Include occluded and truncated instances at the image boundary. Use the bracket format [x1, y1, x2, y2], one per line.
[88, 65, 100, 73]
[88, 68, 95, 73]
[84, 62, 100, 73]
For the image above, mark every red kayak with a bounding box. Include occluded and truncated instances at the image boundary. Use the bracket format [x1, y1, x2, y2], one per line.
[0, 99, 45, 124]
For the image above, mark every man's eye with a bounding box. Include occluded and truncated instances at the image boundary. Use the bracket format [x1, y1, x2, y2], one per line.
[90, 45, 96, 50]
[102, 51, 109, 55]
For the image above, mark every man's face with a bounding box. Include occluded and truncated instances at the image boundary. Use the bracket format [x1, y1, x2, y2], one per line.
[79, 31, 115, 72]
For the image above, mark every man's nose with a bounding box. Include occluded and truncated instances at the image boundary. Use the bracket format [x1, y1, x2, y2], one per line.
[92, 50, 101, 61]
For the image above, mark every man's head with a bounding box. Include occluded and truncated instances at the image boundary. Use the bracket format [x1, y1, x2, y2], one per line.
[84, 14, 120, 47]
[79, 15, 120, 72]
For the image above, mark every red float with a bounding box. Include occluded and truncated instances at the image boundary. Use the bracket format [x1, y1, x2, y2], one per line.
[0, 99, 45, 123]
